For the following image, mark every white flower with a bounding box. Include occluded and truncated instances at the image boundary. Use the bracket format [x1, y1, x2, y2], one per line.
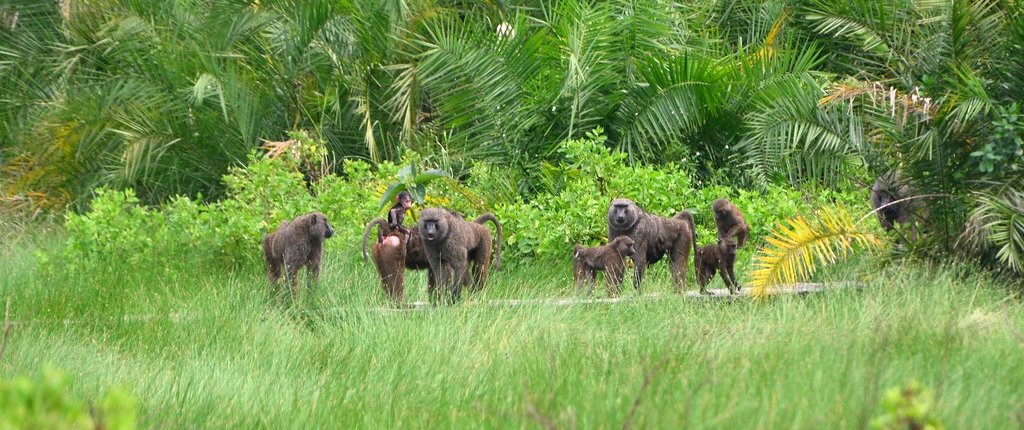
[497, 22, 515, 39]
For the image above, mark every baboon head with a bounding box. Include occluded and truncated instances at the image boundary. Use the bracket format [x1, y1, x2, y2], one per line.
[308, 211, 335, 240]
[712, 198, 736, 219]
[610, 236, 636, 257]
[717, 236, 737, 259]
[397, 191, 413, 209]
[418, 208, 450, 243]
[608, 198, 640, 230]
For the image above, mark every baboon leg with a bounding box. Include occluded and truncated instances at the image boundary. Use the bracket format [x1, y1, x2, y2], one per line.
[448, 254, 470, 303]
[426, 252, 445, 303]
[306, 251, 323, 295]
[727, 261, 740, 294]
[697, 267, 714, 295]
[470, 241, 492, 292]
[573, 261, 587, 293]
[605, 265, 624, 297]
[630, 251, 648, 293]
[670, 243, 691, 294]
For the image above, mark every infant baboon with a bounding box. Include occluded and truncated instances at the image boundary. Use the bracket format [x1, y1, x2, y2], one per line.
[607, 198, 697, 294]
[870, 171, 926, 239]
[712, 198, 749, 248]
[387, 190, 414, 236]
[573, 236, 636, 296]
[262, 211, 335, 298]
[695, 236, 739, 295]
[418, 208, 502, 302]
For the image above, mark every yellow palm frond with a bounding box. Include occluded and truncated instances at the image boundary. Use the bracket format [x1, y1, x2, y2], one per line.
[749, 207, 884, 297]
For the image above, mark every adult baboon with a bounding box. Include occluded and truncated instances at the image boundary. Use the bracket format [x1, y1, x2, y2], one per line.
[262, 211, 335, 298]
[712, 198, 749, 248]
[418, 208, 503, 302]
[695, 236, 739, 295]
[607, 198, 697, 294]
[573, 236, 636, 296]
[870, 171, 926, 237]
[361, 210, 500, 301]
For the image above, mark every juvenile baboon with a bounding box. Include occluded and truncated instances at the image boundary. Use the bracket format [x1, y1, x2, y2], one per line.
[262, 211, 335, 298]
[418, 208, 503, 302]
[573, 236, 636, 296]
[695, 236, 739, 295]
[870, 171, 926, 238]
[387, 190, 414, 236]
[607, 198, 697, 294]
[712, 198, 749, 248]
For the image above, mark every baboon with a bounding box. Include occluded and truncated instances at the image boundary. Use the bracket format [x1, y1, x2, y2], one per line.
[387, 191, 414, 237]
[607, 198, 697, 294]
[712, 198, 749, 248]
[695, 236, 739, 295]
[573, 236, 636, 296]
[262, 211, 335, 298]
[870, 171, 926, 238]
[418, 208, 503, 302]
[361, 210, 500, 302]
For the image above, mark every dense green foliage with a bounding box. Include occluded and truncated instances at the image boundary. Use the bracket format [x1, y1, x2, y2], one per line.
[2, 0, 1022, 274]
[0, 366, 137, 430]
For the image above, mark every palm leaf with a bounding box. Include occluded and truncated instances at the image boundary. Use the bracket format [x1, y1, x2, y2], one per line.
[750, 207, 883, 297]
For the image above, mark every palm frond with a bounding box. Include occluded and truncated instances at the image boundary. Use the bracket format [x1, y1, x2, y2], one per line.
[964, 186, 1024, 273]
[750, 207, 884, 297]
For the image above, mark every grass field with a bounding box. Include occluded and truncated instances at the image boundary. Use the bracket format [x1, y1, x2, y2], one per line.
[2, 235, 1023, 429]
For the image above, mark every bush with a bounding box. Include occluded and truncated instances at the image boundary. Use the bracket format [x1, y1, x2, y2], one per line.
[0, 366, 136, 430]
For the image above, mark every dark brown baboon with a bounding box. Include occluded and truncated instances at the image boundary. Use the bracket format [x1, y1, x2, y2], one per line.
[262, 211, 335, 298]
[573, 236, 636, 296]
[712, 198, 749, 248]
[695, 236, 739, 295]
[607, 199, 697, 294]
[387, 190, 414, 236]
[418, 208, 502, 302]
[870, 171, 926, 239]
[361, 210, 499, 302]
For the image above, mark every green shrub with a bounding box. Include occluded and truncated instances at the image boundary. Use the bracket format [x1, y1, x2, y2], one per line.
[0, 366, 136, 430]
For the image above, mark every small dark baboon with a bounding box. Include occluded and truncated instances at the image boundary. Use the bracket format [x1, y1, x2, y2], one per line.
[607, 198, 697, 294]
[262, 211, 335, 298]
[870, 171, 926, 238]
[573, 236, 636, 296]
[712, 198, 749, 248]
[386, 191, 414, 236]
[418, 208, 502, 302]
[695, 236, 739, 295]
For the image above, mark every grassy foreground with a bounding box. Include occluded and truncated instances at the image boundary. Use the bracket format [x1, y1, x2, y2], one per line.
[1, 237, 1023, 428]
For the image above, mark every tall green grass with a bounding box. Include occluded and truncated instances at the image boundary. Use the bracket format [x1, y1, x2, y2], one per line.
[1, 237, 1023, 428]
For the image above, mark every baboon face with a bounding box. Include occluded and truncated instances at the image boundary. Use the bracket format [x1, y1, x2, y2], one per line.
[309, 212, 334, 239]
[712, 199, 735, 219]
[419, 210, 449, 243]
[612, 236, 636, 257]
[608, 199, 639, 229]
[397, 192, 413, 209]
[718, 237, 737, 258]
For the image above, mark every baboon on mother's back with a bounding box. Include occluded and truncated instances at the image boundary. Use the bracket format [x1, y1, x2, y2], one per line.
[607, 198, 697, 294]
[262, 211, 334, 298]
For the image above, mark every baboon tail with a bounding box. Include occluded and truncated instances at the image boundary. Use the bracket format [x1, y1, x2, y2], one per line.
[473, 213, 503, 270]
[676, 210, 699, 271]
[361, 218, 387, 263]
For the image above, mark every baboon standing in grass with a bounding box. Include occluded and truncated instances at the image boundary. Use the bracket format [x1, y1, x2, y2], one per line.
[695, 236, 739, 295]
[262, 211, 335, 298]
[607, 198, 697, 294]
[712, 198, 749, 248]
[573, 236, 636, 296]
[418, 208, 502, 302]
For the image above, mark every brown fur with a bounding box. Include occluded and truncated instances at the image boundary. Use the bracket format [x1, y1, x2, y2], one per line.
[361, 210, 500, 302]
[573, 236, 636, 296]
[712, 198, 749, 248]
[418, 208, 502, 302]
[695, 236, 739, 295]
[262, 211, 335, 299]
[607, 198, 697, 294]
